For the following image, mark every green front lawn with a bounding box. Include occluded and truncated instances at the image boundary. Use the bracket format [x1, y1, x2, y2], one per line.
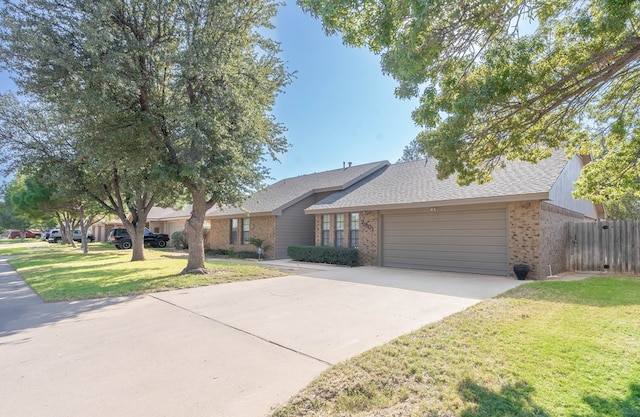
[273, 276, 640, 417]
[0, 238, 49, 255]
[2, 242, 286, 302]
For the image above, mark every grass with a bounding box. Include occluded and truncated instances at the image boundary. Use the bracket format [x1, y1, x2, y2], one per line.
[1, 241, 286, 302]
[272, 276, 640, 417]
[0, 238, 49, 255]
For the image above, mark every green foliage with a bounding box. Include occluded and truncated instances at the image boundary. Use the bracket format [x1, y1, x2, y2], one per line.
[1, 0, 290, 266]
[287, 245, 359, 266]
[247, 236, 272, 256]
[605, 194, 640, 220]
[172, 227, 212, 250]
[206, 248, 259, 259]
[397, 138, 427, 163]
[206, 248, 230, 256]
[6, 174, 60, 227]
[273, 276, 640, 416]
[171, 230, 188, 250]
[248, 237, 266, 248]
[0, 184, 29, 231]
[233, 251, 260, 259]
[299, 0, 640, 199]
[0, 88, 160, 260]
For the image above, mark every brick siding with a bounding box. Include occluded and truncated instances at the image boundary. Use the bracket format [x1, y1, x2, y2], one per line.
[358, 211, 379, 266]
[540, 202, 587, 278]
[208, 216, 276, 258]
[507, 201, 541, 279]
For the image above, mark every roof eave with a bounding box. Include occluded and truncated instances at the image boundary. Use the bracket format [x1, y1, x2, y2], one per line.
[148, 215, 191, 221]
[204, 210, 273, 219]
[304, 192, 550, 214]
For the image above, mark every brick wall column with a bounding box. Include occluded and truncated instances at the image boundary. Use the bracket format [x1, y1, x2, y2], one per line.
[508, 202, 541, 279]
[314, 215, 321, 246]
[358, 211, 379, 266]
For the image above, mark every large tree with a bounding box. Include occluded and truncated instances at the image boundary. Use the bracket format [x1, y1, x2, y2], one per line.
[158, 1, 290, 273]
[0, 183, 29, 234]
[606, 194, 640, 220]
[397, 138, 427, 163]
[10, 173, 105, 253]
[5, 176, 55, 228]
[299, 0, 640, 202]
[0, 93, 165, 258]
[1, 0, 289, 271]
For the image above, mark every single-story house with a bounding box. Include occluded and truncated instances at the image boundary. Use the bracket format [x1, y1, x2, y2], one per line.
[148, 152, 602, 279]
[148, 161, 389, 258]
[305, 153, 604, 279]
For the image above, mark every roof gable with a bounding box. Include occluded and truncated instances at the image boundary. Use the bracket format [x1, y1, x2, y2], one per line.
[306, 152, 571, 213]
[207, 160, 390, 217]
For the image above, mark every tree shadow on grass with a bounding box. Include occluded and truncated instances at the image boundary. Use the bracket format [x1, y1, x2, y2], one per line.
[458, 378, 551, 417]
[580, 383, 640, 417]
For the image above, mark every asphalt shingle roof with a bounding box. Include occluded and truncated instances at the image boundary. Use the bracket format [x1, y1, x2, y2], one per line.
[203, 160, 390, 217]
[147, 161, 389, 220]
[306, 152, 571, 213]
[147, 206, 193, 221]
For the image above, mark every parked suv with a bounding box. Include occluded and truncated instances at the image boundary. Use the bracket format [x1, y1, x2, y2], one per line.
[47, 229, 95, 243]
[108, 227, 169, 249]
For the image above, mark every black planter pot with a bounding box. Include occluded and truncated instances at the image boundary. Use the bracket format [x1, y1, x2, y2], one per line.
[513, 264, 529, 280]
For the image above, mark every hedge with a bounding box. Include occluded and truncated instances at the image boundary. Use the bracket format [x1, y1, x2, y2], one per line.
[206, 249, 259, 259]
[287, 245, 359, 266]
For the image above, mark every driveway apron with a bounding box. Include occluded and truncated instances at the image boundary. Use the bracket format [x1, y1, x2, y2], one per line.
[0, 257, 522, 417]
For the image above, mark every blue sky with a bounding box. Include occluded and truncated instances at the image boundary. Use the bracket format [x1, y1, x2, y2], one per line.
[267, 3, 421, 181]
[0, 2, 422, 183]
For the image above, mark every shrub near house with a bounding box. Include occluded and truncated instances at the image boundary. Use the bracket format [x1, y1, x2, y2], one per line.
[288, 245, 358, 266]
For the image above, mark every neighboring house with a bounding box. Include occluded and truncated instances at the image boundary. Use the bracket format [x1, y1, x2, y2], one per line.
[147, 206, 196, 239]
[305, 153, 604, 280]
[149, 161, 389, 258]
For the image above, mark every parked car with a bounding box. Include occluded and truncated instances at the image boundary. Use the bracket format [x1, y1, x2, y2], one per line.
[108, 227, 170, 249]
[9, 230, 41, 239]
[47, 229, 95, 243]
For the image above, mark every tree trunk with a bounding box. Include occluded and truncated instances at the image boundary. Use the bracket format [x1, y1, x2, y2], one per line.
[61, 216, 77, 248]
[128, 221, 147, 262]
[182, 193, 210, 274]
[79, 208, 89, 254]
[120, 198, 152, 262]
[80, 226, 89, 253]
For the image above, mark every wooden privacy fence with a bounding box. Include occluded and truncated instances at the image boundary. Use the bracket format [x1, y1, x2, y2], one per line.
[567, 221, 640, 274]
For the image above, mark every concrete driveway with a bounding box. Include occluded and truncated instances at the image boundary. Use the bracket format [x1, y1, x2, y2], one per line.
[0, 257, 522, 417]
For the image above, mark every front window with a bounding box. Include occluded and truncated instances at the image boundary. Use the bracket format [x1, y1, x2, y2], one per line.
[230, 219, 238, 244]
[321, 215, 330, 246]
[335, 214, 344, 247]
[242, 218, 250, 244]
[350, 213, 359, 248]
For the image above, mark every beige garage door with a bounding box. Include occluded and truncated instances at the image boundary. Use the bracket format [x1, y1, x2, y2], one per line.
[382, 207, 508, 275]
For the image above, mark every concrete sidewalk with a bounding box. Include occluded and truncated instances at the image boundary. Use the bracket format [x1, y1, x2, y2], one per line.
[0, 257, 522, 417]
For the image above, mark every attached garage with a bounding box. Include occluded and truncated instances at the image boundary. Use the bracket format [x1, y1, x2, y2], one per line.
[166, 220, 187, 239]
[381, 206, 508, 275]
